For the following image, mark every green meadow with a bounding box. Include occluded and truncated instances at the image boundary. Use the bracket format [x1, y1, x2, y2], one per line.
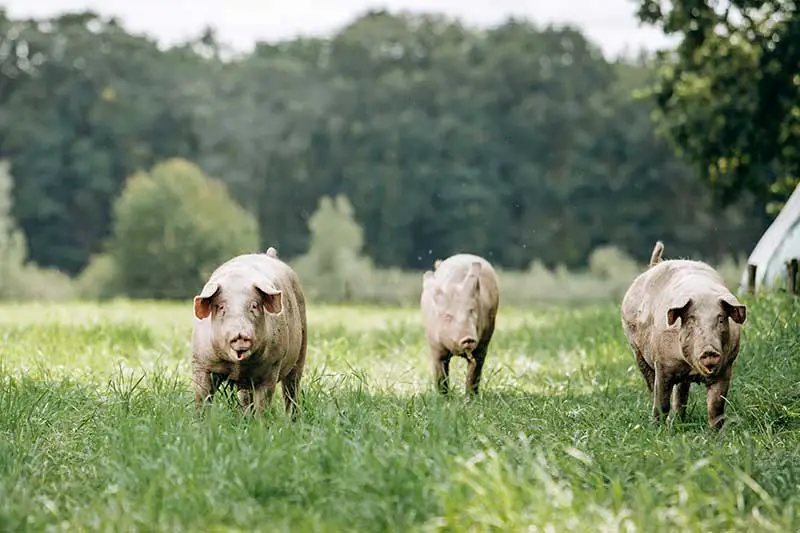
[0, 296, 798, 532]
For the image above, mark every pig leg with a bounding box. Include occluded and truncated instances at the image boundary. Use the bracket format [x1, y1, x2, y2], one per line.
[465, 353, 487, 395]
[237, 387, 254, 414]
[706, 372, 732, 431]
[671, 381, 691, 420]
[466, 334, 493, 395]
[281, 365, 303, 418]
[623, 322, 655, 393]
[431, 347, 452, 395]
[634, 349, 655, 393]
[652, 362, 673, 423]
[466, 319, 496, 395]
[625, 337, 655, 393]
[192, 367, 219, 406]
[252, 371, 280, 415]
[282, 329, 308, 418]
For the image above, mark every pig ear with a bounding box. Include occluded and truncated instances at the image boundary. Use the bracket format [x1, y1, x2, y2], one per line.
[666, 298, 692, 326]
[265, 247, 278, 258]
[464, 261, 482, 294]
[254, 279, 283, 315]
[193, 281, 219, 320]
[720, 298, 746, 324]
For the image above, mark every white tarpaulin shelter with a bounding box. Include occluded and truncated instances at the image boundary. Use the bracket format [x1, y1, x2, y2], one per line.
[739, 183, 800, 293]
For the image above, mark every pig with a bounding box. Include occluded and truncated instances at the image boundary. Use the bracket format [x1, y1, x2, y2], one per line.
[420, 253, 500, 395]
[621, 241, 747, 430]
[191, 250, 308, 417]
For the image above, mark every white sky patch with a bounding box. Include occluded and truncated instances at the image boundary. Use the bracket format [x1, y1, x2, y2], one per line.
[6, 0, 677, 58]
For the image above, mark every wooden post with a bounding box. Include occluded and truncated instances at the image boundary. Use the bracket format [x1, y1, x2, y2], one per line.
[746, 264, 757, 294]
[787, 258, 799, 296]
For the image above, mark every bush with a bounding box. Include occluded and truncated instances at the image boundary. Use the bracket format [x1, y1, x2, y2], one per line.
[588, 245, 639, 281]
[107, 158, 260, 299]
[13, 265, 77, 301]
[291, 195, 374, 303]
[75, 253, 119, 300]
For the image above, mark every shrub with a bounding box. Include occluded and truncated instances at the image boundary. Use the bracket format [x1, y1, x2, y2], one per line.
[107, 158, 260, 299]
[75, 253, 119, 300]
[291, 195, 373, 303]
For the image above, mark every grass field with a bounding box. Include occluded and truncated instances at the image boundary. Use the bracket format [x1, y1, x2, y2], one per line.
[1, 295, 799, 532]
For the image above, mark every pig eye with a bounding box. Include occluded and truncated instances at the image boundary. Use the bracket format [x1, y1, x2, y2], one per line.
[214, 303, 225, 315]
[249, 301, 260, 313]
[718, 314, 726, 324]
[443, 312, 454, 322]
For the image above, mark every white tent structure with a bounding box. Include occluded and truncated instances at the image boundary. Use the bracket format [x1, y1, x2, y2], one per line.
[739, 183, 800, 294]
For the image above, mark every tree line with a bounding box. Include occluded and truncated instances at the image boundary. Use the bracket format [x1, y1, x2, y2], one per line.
[0, 8, 781, 279]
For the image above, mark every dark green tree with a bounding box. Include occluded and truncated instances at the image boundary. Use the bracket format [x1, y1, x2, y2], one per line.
[635, 0, 800, 209]
[0, 11, 202, 274]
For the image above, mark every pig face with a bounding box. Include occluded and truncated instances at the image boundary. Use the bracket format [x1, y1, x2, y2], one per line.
[424, 262, 482, 356]
[666, 294, 747, 376]
[193, 274, 283, 363]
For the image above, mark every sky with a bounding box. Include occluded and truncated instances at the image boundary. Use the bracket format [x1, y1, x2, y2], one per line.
[4, 0, 677, 58]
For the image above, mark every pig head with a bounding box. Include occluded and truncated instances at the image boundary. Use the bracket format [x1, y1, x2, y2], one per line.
[193, 272, 283, 363]
[423, 261, 483, 355]
[664, 292, 746, 378]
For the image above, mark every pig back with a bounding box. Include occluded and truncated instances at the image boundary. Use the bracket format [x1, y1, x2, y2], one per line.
[644, 260, 728, 328]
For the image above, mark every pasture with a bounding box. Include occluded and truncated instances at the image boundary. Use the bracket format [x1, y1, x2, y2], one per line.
[0, 296, 799, 532]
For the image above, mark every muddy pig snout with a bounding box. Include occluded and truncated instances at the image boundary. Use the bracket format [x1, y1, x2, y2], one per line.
[230, 335, 253, 360]
[459, 336, 478, 352]
[699, 349, 722, 371]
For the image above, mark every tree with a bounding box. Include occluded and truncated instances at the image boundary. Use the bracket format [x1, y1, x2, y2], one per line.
[0, 160, 75, 301]
[107, 158, 260, 299]
[292, 195, 373, 302]
[0, 11, 203, 274]
[0, 8, 773, 276]
[0, 161, 28, 298]
[194, 45, 332, 258]
[635, 0, 800, 209]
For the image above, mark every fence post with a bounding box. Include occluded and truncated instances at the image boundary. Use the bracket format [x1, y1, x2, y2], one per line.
[746, 264, 757, 294]
[787, 258, 799, 296]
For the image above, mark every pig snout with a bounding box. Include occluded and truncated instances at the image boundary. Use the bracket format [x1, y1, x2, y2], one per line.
[459, 336, 478, 352]
[229, 334, 253, 360]
[699, 349, 722, 372]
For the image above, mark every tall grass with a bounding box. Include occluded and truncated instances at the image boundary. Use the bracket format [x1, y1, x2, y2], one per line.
[0, 294, 797, 532]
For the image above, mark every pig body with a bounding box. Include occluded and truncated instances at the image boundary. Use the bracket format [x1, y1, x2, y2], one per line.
[621, 241, 747, 430]
[191, 251, 308, 416]
[421, 253, 500, 394]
